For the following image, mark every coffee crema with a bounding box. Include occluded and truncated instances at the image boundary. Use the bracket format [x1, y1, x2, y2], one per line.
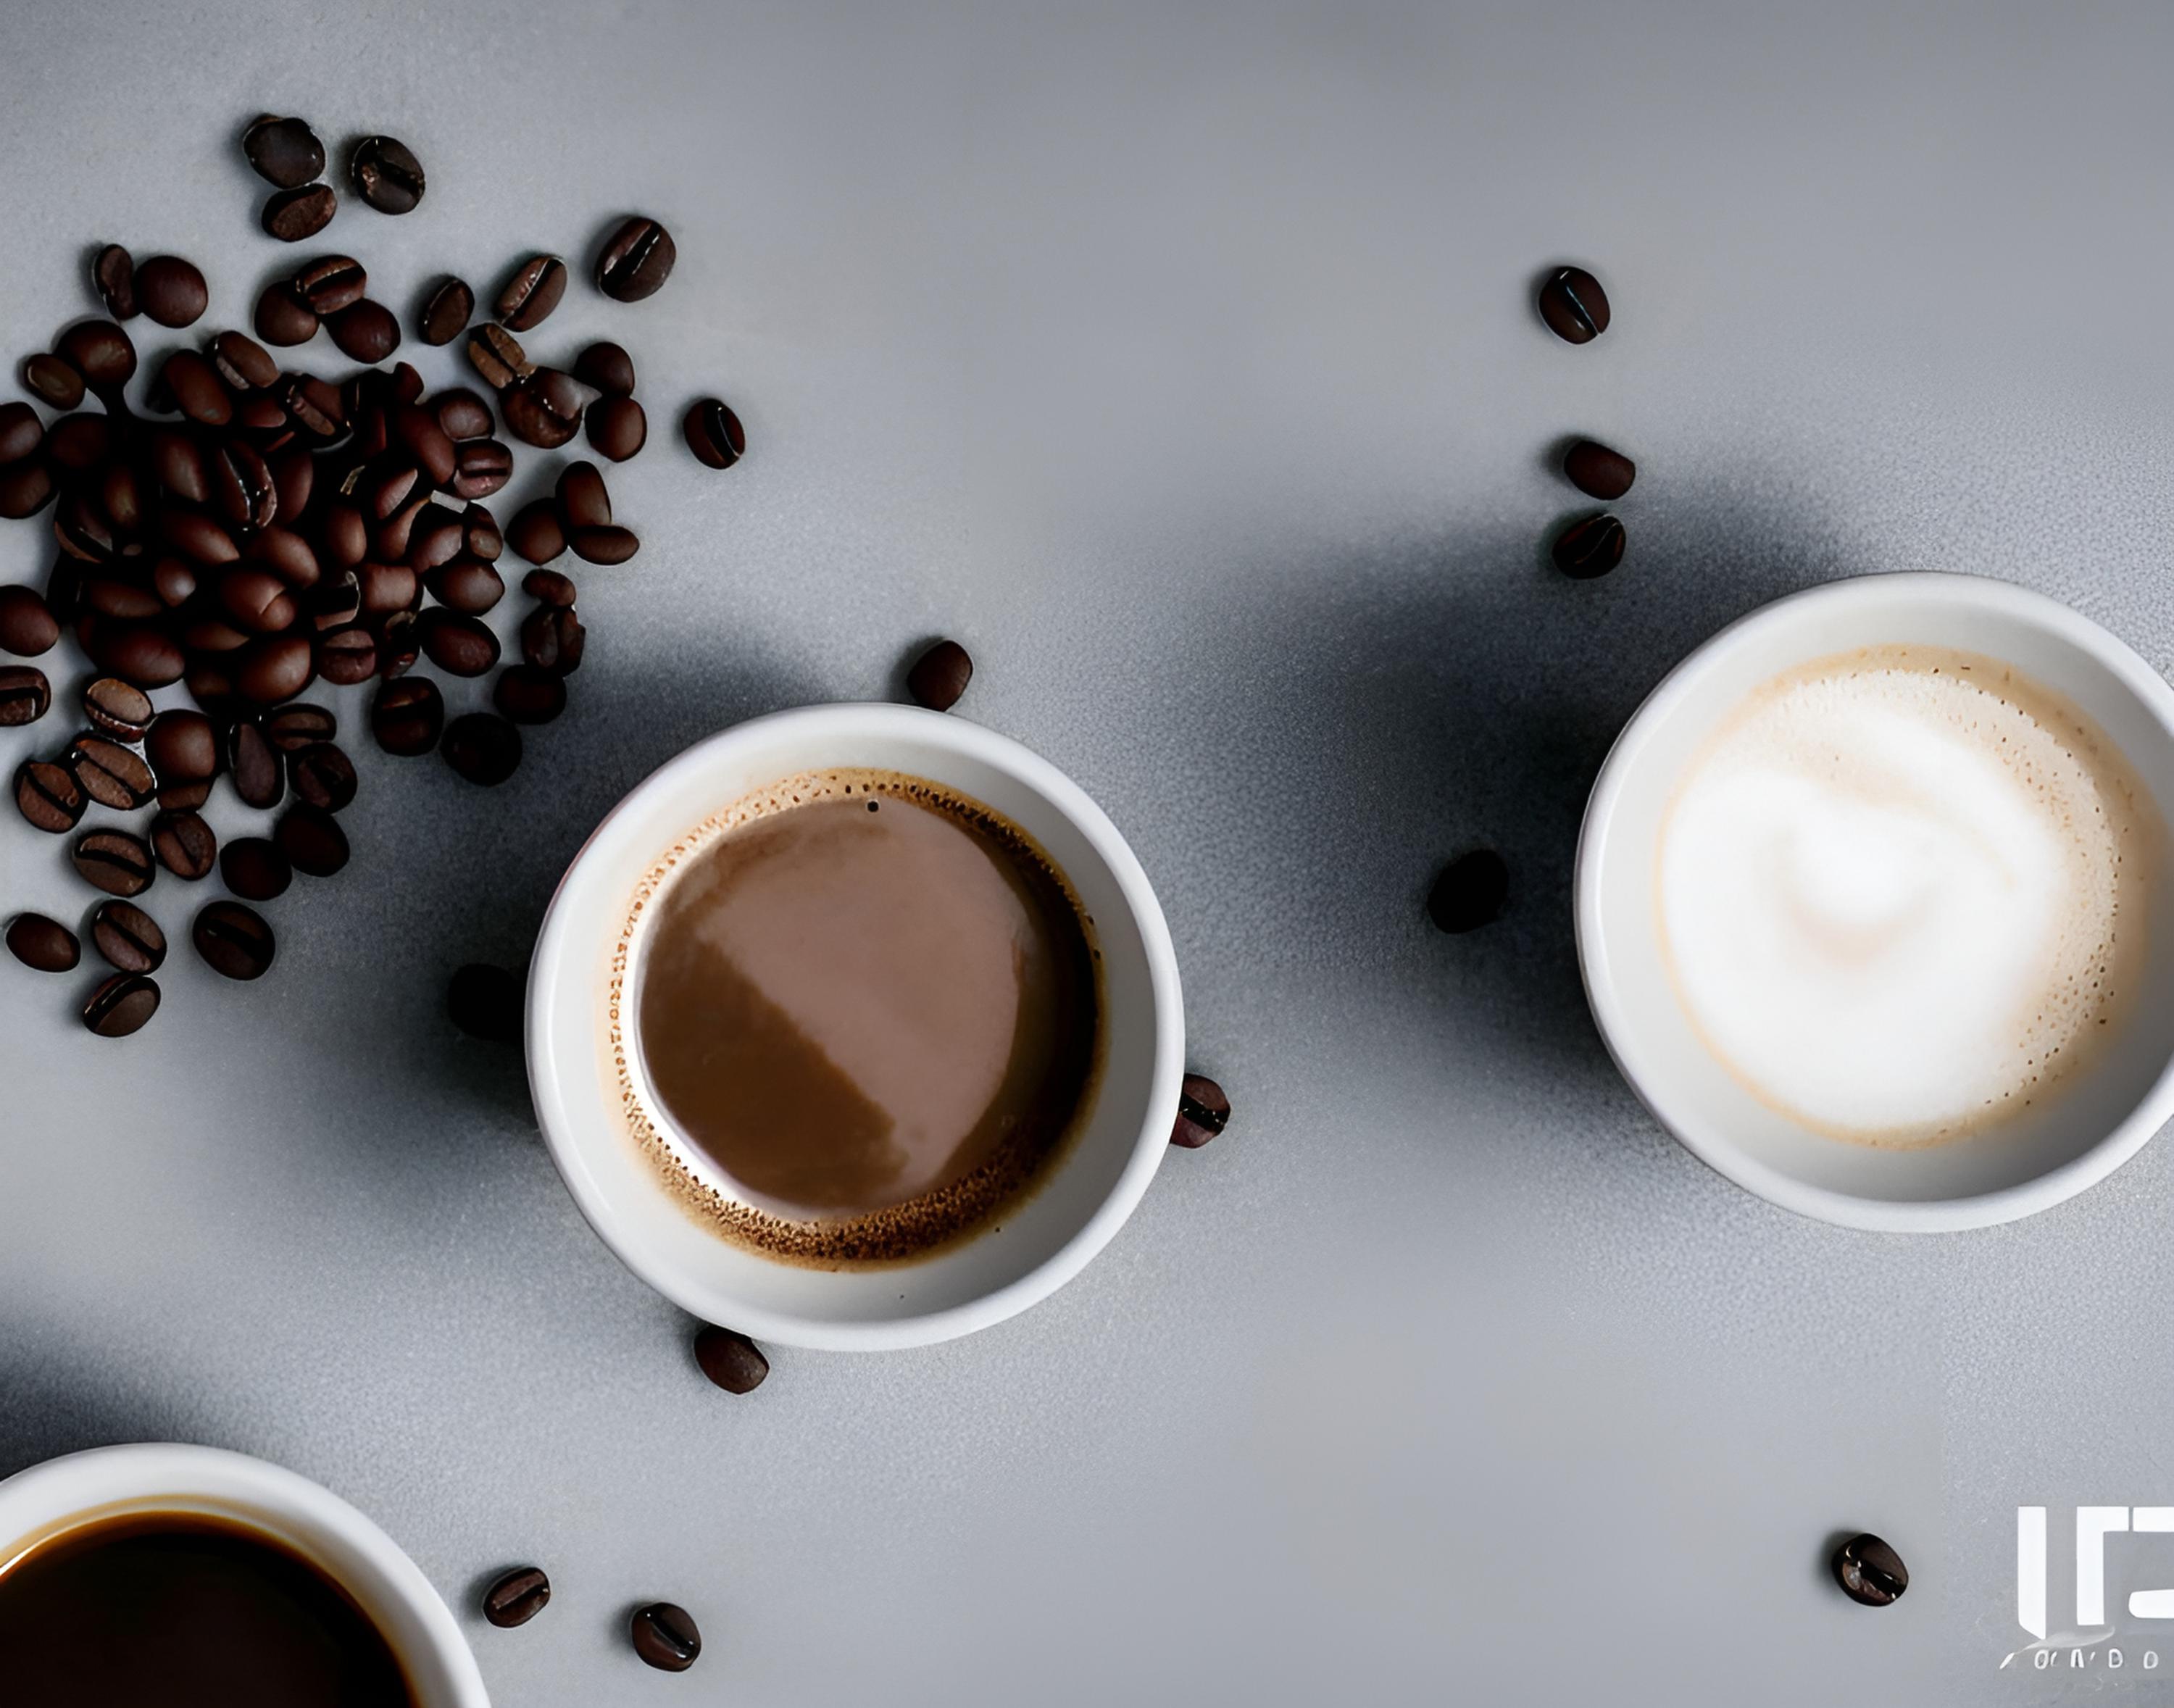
[1657, 646, 2160, 1146]
[616, 769, 1102, 1265]
[0, 1510, 414, 1704]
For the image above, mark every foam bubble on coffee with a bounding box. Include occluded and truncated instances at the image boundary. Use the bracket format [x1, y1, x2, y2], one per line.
[1657, 646, 2157, 1145]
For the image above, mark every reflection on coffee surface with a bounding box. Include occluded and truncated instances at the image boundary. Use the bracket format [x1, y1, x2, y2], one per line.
[1657, 646, 2161, 1146]
[622, 769, 1101, 1264]
[0, 1511, 413, 1704]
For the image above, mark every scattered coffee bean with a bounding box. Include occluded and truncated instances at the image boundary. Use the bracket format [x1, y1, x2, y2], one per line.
[506, 500, 566, 565]
[462, 505, 504, 561]
[432, 387, 493, 441]
[694, 1325, 768, 1394]
[288, 742, 357, 812]
[1562, 438, 1636, 501]
[81, 678, 152, 741]
[21, 354, 83, 411]
[193, 899, 275, 979]
[134, 256, 209, 328]
[630, 1602, 700, 1672]
[0, 587, 59, 657]
[481, 1566, 550, 1629]
[243, 115, 325, 188]
[294, 254, 367, 315]
[1, 400, 50, 465]
[275, 803, 349, 876]
[442, 712, 522, 786]
[1170, 1073, 1230, 1148]
[0, 462, 57, 519]
[1552, 513, 1625, 580]
[683, 397, 745, 469]
[151, 809, 217, 880]
[555, 461, 611, 528]
[451, 438, 512, 499]
[596, 216, 677, 302]
[350, 136, 425, 214]
[91, 244, 137, 319]
[325, 299, 401, 363]
[375, 610, 420, 679]
[371, 677, 443, 757]
[6, 913, 78, 972]
[70, 735, 156, 810]
[522, 569, 576, 607]
[1832, 1534, 1908, 1607]
[493, 664, 566, 725]
[496, 254, 567, 331]
[146, 709, 217, 786]
[569, 525, 637, 565]
[157, 780, 211, 812]
[573, 341, 636, 396]
[237, 633, 315, 704]
[57, 320, 136, 392]
[585, 396, 646, 462]
[262, 183, 338, 243]
[1428, 848, 1509, 933]
[448, 962, 522, 1041]
[418, 609, 500, 677]
[520, 606, 585, 675]
[906, 638, 972, 711]
[91, 900, 165, 974]
[420, 276, 473, 346]
[317, 625, 378, 684]
[220, 836, 292, 901]
[88, 622, 186, 689]
[253, 280, 319, 346]
[83, 971, 159, 1037]
[501, 370, 588, 449]
[1538, 264, 1611, 344]
[0, 667, 52, 727]
[466, 324, 532, 391]
[228, 720, 285, 809]
[264, 703, 336, 751]
[73, 829, 155, 897]
[427, 557, 504, 614]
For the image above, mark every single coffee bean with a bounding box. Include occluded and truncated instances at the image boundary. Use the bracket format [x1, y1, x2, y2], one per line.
[91, 244, 137, 319]
[247, 527, 320, 591]
[210, 443, 278, 529]
[451, 438, 512, 499]
[1170, 1073, 1231, 1148]
[596, 216, 677, 302]
[683, 397, 745, 469]
[350, 136, 424, 214]
[569, 525, 638, 565]
[427, 557, 504, 615]
[211, 330, 280, 391]
[83, 972, 159, 1037]
[275, 803, 349, 876]
[150, 809, 217, 880]
[1537, 264, 1611, 344]
[253, 280, 319, 346]
[906, 638, 972, 711]
[14, 760, 80, 832]
[135, 256, 209, 329]
[432, 387, 493, 442]
[91, 900, 166, 974]
[70, 734, 156, 809]
[375, 610, 420, 680]
[21, 354, 83, 411]
[501, 370, 588, 449]
[82, 677, 154, 742]
[629, 1602, 700, 1672]
[220, 836, 292, 901]
[264, 704, 336, 751]
[88, 575, 164, 623]
[162, 350, 234, 428]
[1833, 1534, 1908, 1607]
[0, 586, 59, 656]
[572, 341, 636, 397]
[288, 742, 357, 812]
[7, 911, 80, 972]
[293, 254, 366, 316]
[73, 830, 155, 898]
[694, 1325, 768, 1394]
[520, 605, 585, 675]
[448, 962, 523, 1041]
[442, 712, 522, 786]
[1428, 848, 1509, 933]
[1563, 438, 1636, 501]
[157, 780, 212, 812]
[87, 622, 186, 688]
[496, 254, 568, 331]
[481, 1566, 550, 1630]
[417, 609, 500, 678]
[317, 625, 378, 685]
[228, 720, 285, 809]
[146, 709, 217, 786]
[193, 899, 275, 979]
[419, 277, 473, 346]
[585, 396, 646, 462]
[154, 558, 202, 609]
[238, 634, 315, 705]
[522, 569, 576, 607]
[0, 409, 38, 472]
[505, 500, 566, 565]
[407, 511, 465, 573]
[0, 665, 52, 727]
[466, 325, 532, 391]
[1552, 513, 1626, 580]
[280, 372, 346, 441]
[388, 407, 456, 488]
[162, 508, 238, 566]
[493, 664, 566, 725]
[326, 299, 401, 363]
[462, 504, 504, 562]
[556, 461, 612, 528]
[243, 114, 325, 188]
[308, 570, 363, 636]
[57, 320, 136, 391]
[262, 183, 338, 243]
[371, 677, 443, 757]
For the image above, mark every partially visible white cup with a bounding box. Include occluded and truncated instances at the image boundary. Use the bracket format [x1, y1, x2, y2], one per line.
[1576, 572, 2174, 1231]
[0, 1444, 487, 1705]
[527, 703, 1186, 1350]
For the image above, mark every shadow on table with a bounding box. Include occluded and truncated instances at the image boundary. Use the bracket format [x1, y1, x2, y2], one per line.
[0, 1354, 218, 1483]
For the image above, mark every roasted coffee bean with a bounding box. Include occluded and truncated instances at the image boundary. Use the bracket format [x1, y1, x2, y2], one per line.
[1170, 1073, 1231, 1148]
[44, 412, 112, 472]
[596, 216, 677, 302]
[254, 280, 319, 346]
[294, 254, 366, 315]
[481, 1566, 550, 1629]
[21, 354, 82, 412]
[522, 569, 576, 607]
[0, 468, 56, 528]
[92, 900, 165, 974]
[149, 430, 209, 503]
[447, 962, 523, 1041]
[506, 500, 566, 565]
[87, 575, 164, 622]
[493, 663, 565, 725]
[1538, 264, 1611, 344]
[466, 325, 532, 391]
[585, 396, 646, 462]
[74, 830, 155, 897]
[320, 502, 368, 571]
[442, 712, 522, 786]
[227, 720, 285, 809]
[420, 277, 473, 346]
[1562, 438, 1636, 501]
[163, 509, 238, 567]
[572, 341, 636, 397]
[451, 438, 511, 500]
[262, 183, 337, 243]
[0, 409, 38, 472]
[193, 899, 275, 978]
[238, 633, 315, 704]
[317, 625, 378, 684]
[0, 586, 59, 656]
[428, 557, 504, 615]
[555, 461, 611, 528]
[567, 524, 638, 567]
[275, 803, 348, 876]
[83, 972, 159, 1037]
[70, 735, 156, 809]
[87, 622, 186, 688]
[501, 370, 588, 449]
[281, 372, 346, 441]
[7, 912, 79, 972]
[350, 135, 424, 214]
[264, 704, 336, 751]
[57, 320, 136, 392]
[683, 397, 745, 469]
[146, 709, 216, 784]
[14, 760, 82, 832]
[906, 638, 972, 711]
[419, 608, 501, 677]
[150, 809, 217, 880]
[288, 741, 357, 812]
[630, 1602, 700, 1672]
[158, 780, 211, 811]
[91, 244, 137, 319]
[246, 526, 320, 590]
[220, 836, 291, 901]
[520, 605, 584, 675]
[433, 388, 493, 441]
[180, 662, 236, 719]
[407, 510, 465, 573]
[159, 350, 232, 427]
[243, 115, 325, 188]
[357, 561, 417, 617]
[391, 405, 457, 486]
[694, 1325, 768, 1394]
[211, 330, 280, 392]
[136, 256, 209, 328]
[219, 567, 296, 634]
[462, 504, 503, 562]
[1428, 848, 1509, 933]
[1833, 1534, 1908, 1607]
[371, 676, 443, 756]
[355, 462, 420, 522]
[54, 491, 117, 563]
[326, 299, 401, 363]
[375, 495, 428, 562]
[496, 254, 567, 331]
[212, 443, 278, 530]
[1552, 513, 1625, 580]
[82, 677, 153, 742]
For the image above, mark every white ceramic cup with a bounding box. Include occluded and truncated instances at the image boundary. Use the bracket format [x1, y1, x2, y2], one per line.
[0, 1444, 487, 1704]
[528, 703, 1185, 1349]
[1576, 572, 2174, 1231]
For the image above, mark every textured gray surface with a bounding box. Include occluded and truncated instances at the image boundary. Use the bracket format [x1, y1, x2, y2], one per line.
[3, 2, 2173, 1701]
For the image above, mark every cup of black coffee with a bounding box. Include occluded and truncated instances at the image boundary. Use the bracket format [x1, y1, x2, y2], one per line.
[0, 1444, 488, 1704]
[528, 704, 1184, 1349]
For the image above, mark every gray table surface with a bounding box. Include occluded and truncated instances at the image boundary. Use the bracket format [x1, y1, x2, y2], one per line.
[4, 2, 2173, 1701]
